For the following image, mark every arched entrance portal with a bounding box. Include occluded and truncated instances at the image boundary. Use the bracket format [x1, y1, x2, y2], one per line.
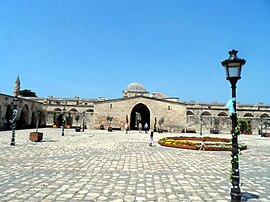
[130, 103, 150, 130]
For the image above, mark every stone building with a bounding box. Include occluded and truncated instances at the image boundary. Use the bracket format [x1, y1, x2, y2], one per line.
[1, 79, 270, 134]
[0, 77, 45, 130]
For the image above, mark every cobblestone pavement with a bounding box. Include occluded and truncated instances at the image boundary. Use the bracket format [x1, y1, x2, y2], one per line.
[0, 128, 269, 202]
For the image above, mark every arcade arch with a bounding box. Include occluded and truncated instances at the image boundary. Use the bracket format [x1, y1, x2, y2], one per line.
[18, 104, 30, 129]
[53, 108, 62, 112]
[217, 112, 228, 117]
[5, 104, 13, 129]
[243, 113, 254, 118]
[260, 113, 269, 118]
[201, 111, 211, 116]
[69, 108, 78, 112]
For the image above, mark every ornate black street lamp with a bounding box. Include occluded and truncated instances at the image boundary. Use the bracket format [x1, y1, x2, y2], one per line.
[10, 96, 20, 146]
[200, 115, 203, 136]
[221, 49, 246, 202]
[259, 118, 264, 136]
[62, 107, 66, 136]
[200, 106, 203, 136]
[82, 112, 85, 132]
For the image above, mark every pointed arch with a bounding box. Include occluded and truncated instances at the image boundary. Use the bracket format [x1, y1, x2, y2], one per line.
[243, 113, 254, 117]
[69, 108, 78, 112]
[5, 104, 13, 130]
[130, 103, 150, 130]
[18, 104, 30, 129]
[86, 109, 94, 113]
[53, 108, 62, 112]
[201, 111, 211, 116]
[217, 112, 228, 117]
[260, 113, 269, 118]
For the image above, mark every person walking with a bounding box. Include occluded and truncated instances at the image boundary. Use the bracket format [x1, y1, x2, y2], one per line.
[138, 122, 142, 133]
[149, 131, 154, 146]
[125, 123, 128, 134]
[144, 122, 148, 133]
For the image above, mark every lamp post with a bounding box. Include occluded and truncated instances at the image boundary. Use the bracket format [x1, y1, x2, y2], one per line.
[200, 106, 203, 136]
[221, 49, 246, 202]
[10, 96, 20, 146]
[82, 112, 85, 132]
[62, 107, 66, 136]
[259, 118, 264, 136]
[200, 115, 203, 136]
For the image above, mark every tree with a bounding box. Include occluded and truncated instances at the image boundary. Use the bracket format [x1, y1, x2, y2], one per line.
[66, 112, 72, 126]
[106, 115, 113, 127]
[20, 89, 37, 97]
[53, 112, 57, 125]
[33, 106, 46, 132]
[158, 117, 165, 128]
[264, 121, 269, 134]
[126, 115, 129, 123]
[74, 114, 80, 126]
[158, 117, 165, 133]
[106, 115, 114, 132]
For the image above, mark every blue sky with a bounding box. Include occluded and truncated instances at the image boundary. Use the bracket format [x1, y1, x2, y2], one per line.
[1, 0, 270, 104]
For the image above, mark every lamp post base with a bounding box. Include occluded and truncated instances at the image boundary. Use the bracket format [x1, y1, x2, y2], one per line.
[62, 126, 64, 136]
[11, 131, 15, 146]
[231, 192, 241, 202]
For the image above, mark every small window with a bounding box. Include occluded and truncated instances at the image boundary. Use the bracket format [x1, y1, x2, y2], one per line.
[110, 104, 113, 109]
[168, 106, 171, 110]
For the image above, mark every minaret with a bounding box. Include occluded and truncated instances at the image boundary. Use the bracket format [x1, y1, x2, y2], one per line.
[13, 75, 20, 96]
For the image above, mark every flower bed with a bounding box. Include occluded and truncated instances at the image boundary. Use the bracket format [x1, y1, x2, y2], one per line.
[158, 136, 247, 151]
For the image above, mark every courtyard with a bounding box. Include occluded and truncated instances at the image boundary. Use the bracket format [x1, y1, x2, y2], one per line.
[0, 129, 269, 201]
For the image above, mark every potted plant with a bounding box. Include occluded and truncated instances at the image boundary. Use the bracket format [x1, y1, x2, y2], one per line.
[106, 115, 113, 132]
[30, 106, 46, 142]
[246, 120, 252, 135]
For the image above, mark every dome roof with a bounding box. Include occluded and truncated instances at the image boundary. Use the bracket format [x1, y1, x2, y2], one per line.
[125, 82, 147, 92]
[151, 92, 168, 99]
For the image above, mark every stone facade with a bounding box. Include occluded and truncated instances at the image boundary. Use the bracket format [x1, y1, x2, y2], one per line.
[1, 80, 270, 134]
[0, 93, 44, 130]
[186, 102, 270, 134]
[28, 96, 95, 127]
[92, 96, 186, 131]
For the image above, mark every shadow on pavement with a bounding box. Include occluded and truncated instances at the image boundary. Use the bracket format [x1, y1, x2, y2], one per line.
[40, 139, 59, 143]
[241, 192, 259, 201]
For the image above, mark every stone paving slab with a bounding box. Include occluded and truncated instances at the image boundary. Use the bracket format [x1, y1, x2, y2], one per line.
[0, 128, 269, 201]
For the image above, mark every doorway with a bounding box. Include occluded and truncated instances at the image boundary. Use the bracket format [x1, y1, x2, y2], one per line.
[130, 103, 150, 130]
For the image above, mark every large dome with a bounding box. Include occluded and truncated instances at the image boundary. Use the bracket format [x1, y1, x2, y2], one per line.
[126, 82, 147, 92]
